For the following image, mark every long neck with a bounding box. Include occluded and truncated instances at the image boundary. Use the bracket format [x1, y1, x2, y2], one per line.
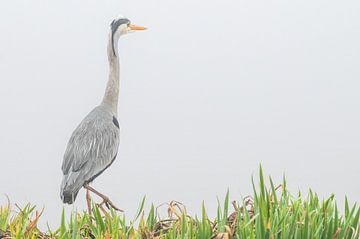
[102, 34, 120, 115]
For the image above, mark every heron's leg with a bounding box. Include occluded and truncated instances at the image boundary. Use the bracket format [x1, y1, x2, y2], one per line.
[83, 184, 123, 212]
[85, 187, 92, 218]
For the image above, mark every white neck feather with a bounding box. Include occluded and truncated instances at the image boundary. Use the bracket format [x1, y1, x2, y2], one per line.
[101, 33, 120, 115]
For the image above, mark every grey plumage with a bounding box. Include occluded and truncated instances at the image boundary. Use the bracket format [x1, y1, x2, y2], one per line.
[60, 105, 120, 204]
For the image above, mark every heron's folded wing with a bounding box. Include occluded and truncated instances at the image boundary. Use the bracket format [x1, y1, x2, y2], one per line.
[61, 110, 120, 175]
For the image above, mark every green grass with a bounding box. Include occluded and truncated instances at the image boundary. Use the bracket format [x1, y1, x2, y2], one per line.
[0, 167, 359, 238]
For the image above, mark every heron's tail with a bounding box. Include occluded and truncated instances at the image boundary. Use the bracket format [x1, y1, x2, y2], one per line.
[60, 172, 83, 204]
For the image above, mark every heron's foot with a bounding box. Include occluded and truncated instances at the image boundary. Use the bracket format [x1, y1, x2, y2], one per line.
[83, 184, 124, 213]
[98, 196, 123, 212]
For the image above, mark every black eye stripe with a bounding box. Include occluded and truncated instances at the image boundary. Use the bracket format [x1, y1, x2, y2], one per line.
[110, 18, 130, 35]
[110, 18, 130, 56]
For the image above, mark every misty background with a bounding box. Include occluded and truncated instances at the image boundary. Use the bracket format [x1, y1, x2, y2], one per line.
[0, 0, 359, 229]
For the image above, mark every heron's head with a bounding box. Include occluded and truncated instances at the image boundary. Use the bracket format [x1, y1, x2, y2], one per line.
[110, 16, 146, 55]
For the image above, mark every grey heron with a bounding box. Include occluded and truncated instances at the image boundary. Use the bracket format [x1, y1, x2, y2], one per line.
[60, 16, 146, 213]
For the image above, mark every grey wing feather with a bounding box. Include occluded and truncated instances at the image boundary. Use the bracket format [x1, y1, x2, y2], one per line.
[60, 105, 120, 203]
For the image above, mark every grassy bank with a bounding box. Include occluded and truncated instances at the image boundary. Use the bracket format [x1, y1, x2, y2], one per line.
[0, 167, 359, 239]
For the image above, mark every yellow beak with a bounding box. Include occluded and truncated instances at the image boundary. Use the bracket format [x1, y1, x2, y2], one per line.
[129, 24, 147, 31]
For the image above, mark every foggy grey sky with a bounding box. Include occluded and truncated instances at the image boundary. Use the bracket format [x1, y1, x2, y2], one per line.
[1, 0, 359, 229]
